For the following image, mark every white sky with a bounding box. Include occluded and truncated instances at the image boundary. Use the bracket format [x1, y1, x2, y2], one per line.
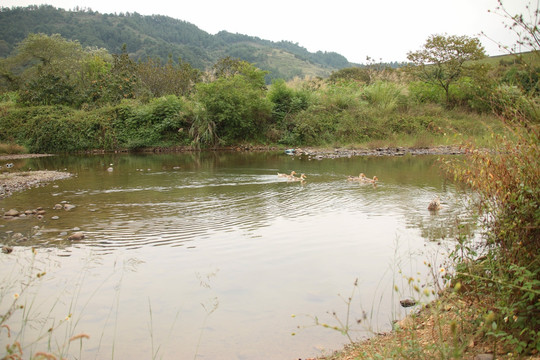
[2, 0, 533, 63]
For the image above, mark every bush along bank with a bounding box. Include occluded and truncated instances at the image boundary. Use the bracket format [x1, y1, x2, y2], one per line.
[0, 81, 513, 154]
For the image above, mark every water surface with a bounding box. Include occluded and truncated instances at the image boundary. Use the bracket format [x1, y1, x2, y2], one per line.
[0, 152, 474, 359]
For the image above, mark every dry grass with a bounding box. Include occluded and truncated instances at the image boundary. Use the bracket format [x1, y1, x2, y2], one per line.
[317, 290, 540, 360]
[0, 143, 27, 155]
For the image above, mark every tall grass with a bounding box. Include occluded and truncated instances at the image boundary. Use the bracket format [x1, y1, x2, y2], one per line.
[0, 143, 27, 155]
[441, 123, 539, 354]
[363, 81, 407, 112]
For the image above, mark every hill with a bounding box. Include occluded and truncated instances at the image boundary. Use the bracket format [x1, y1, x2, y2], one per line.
[0, 4, 353, 81]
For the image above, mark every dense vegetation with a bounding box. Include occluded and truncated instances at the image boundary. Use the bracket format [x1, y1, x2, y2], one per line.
[0, 29, 537, 153]
[0, 5, 352, 81]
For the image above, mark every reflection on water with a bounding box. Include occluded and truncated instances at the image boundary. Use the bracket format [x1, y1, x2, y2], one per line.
[0, 152, 477, 359]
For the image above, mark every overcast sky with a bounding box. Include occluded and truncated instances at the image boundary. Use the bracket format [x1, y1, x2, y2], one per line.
[2, 0, 532, 63]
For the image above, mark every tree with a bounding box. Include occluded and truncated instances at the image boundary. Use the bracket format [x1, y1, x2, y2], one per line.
[15, 33, 84, 69]
[407, 34, 486, 105]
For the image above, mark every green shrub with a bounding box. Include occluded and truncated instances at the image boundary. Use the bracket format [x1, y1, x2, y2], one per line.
[267, 79, 310, 123]
[490, 84, 539, 123]
[19, 73, 79, 107]
[408, 81, 445, 104]
[192, 72, 271, 144]
[109, 96, 189, 150]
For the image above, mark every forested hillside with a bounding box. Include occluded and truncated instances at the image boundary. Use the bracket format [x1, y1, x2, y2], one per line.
[0, 5, 352, 80]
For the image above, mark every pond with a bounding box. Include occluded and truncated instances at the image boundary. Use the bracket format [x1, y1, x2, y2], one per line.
[0, 151, 476, 359]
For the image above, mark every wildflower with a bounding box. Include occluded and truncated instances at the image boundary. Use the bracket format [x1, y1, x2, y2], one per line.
[439, 267, 446, 274]
[13, 293, 19, 299]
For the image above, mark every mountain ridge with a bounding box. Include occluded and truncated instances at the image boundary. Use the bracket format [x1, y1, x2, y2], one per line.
[0, 4, 354, 80]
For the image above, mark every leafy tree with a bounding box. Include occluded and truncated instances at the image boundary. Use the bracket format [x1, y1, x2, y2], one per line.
[14, 33, 84, 67]
[11, 33, 87, 105]
[407, 34, 486, 105]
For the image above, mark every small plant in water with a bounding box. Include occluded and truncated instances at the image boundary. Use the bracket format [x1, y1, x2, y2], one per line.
[0, 248, 90, 359]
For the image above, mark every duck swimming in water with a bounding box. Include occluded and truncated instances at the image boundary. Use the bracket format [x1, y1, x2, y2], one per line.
[289, 173, 307, 182]
[278, 171, 296, 178]
[362, 176, 378, 184]
[428, 196, 441, 211]
[347, 173, 367, 181]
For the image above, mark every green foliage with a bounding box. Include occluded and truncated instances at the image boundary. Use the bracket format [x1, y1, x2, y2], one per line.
[110, 96, 189, 150]
[502, 64, 540, 95]
[0, 106, 105, 152]
[192, 61, 271, 144]
[488, 84, 539, 122]
[0, 95, 189, 152]
[408, 81, 445, 104]
[266, 79, 310, 144]
[19, 73, 78, 106]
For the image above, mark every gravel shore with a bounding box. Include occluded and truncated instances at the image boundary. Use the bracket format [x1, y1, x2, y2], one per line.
[0, 170, 72, 198]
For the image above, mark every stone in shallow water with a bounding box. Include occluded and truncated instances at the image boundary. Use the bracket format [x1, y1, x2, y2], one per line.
[4, 209, 19, 217]
[68, 232, 85, 241]
[63, 204, 76, 211]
